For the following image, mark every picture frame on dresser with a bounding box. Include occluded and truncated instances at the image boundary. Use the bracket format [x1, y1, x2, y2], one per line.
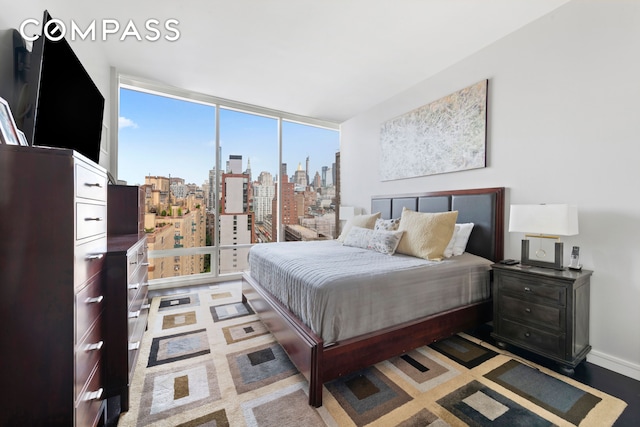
[0, 96, 20, 145]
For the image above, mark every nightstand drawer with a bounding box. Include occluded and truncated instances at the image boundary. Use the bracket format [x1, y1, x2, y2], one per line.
[498, 274, 566, 305]
[500, 318, 564, 358]
[499, 294, 563, 331]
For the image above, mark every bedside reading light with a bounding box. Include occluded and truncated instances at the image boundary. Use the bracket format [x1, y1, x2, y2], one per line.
[509, 204, 579, 270]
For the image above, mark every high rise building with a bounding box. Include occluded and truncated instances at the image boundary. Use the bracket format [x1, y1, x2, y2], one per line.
[219, 155, 253, 274]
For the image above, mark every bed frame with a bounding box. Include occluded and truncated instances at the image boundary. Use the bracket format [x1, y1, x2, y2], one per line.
[242, 187, 505, 407]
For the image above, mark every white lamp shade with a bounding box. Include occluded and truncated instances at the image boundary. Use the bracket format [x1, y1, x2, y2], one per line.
[509, 204, 579, 236]
[339, 206, 355, 221]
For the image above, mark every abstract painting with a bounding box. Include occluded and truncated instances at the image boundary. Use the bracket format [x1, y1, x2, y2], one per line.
[380, 79, 487, 181]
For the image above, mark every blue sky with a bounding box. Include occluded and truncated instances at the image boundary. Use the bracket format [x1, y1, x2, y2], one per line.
[118, 88, 339, 185]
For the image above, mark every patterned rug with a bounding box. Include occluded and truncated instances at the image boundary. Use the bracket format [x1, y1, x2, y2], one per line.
[116, 282, 627, 427]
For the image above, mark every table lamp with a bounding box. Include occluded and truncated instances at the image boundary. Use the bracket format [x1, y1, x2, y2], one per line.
[509, 204, 578, 270]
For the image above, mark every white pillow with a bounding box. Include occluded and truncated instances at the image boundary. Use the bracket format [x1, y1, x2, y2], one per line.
[343, 226, 405, 255]
[444, 223, 475, 258]
[337, 212, 381, 242]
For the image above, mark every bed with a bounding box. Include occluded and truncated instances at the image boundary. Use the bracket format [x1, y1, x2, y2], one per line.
[242, 187, 505, 407]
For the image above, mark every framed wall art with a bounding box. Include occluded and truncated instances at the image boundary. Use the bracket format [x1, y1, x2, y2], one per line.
[0, 96, 21, 146]
[380, 79, 488, 181]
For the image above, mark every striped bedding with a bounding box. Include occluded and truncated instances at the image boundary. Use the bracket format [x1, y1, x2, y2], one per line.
[247, 240, 491, 344]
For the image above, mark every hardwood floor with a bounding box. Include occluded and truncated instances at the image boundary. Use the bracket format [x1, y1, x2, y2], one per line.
[147, 282, 640, 427]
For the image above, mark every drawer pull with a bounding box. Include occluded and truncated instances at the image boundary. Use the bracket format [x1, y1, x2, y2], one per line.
[140, 262, 150, 267]
[84, 341, 104, 352]
[524, 287, 532, 292]
[83, 388, 103, 402]
[141, 303, 151, 310]
[84, 182, 103, 188]
[129, 310, 141, 319]
[84, 217, 104, 221]
[525, 308, 532, 313]
[129, 342, 140, 351]
[524, 332, 531, 338]
[86, 254, 104, 260]
[128, 283, 140, 290]
[85, 295, 104, 304]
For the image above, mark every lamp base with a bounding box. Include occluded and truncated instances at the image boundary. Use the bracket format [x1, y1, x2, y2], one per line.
[520, 239, 565, 270]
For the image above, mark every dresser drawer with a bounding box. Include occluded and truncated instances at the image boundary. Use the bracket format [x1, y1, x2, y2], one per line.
[75, 237, 106, 287]
[499, 294, 563, 331]
[500, 318, 564, 358]
[498, 274, 566, 306]
[75, 315, 104, 400]
[128, 306, 150, 376]
[76, 162, 107, 201]
[127, 247, 148, 281]
[76, 275, 104, 343]
[77, 203, 107, 241]
[76, 363, 104, 427]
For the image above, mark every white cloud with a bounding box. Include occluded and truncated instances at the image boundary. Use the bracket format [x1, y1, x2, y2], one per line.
[119, 116, 138, 129]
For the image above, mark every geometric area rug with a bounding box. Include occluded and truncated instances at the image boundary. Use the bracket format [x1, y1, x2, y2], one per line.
[116, 282, 627, 427]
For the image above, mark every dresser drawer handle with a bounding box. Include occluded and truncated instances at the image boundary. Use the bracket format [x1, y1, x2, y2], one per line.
[84, 182, 103, 188]
[140, 262, 150, 267]
[129, 310, 141, 319]
[524, 332, 531, 338]
[84, 217, 104, 221]
[129, 342, 140, 351]
[86, 254, 104, 261]
[83, 388, 103, 402]
[525, 308, 532, 313]
[84, 341, 104, 352]
[85, 295, 104, 304]
[128, 283, 140, 290]
[524, 287, 532, 292]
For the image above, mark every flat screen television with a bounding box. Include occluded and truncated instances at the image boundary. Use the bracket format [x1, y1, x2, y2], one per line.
[21, 10, 105, 163]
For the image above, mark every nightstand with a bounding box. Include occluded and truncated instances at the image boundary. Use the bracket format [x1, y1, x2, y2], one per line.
[491, 263, 593, 374]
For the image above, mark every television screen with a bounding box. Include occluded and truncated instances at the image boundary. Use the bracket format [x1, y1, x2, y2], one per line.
[22, 11, 105, 163]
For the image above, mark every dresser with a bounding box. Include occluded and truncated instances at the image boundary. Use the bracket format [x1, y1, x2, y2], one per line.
[491, 263, 593, 374]
[0, 145, 107, 426]
[104, 185, 150, 413]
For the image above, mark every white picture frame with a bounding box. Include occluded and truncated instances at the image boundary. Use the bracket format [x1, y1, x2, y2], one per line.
[0, 96, 21, 146]
[17, 129, 29, 146]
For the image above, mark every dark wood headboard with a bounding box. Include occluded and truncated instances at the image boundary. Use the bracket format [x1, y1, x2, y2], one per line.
[371, 187, 505, 262]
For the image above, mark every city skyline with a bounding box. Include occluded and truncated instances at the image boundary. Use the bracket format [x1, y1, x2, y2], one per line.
[118, 88, 339, 186]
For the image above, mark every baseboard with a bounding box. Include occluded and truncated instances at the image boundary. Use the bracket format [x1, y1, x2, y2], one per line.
[588, 349, 640, 381]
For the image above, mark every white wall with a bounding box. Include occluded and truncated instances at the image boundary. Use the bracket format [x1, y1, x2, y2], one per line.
[341, 0, 640, 380]
[0, 4, 112, 170]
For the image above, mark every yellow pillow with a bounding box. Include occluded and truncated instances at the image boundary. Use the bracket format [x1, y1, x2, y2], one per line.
[396, 208, 458, 261]
[337, 212, 381, 242]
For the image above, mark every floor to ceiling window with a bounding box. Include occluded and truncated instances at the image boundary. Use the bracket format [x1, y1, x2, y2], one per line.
[117, 79, 339, 287]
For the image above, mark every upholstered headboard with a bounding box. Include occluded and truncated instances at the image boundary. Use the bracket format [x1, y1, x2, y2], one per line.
[371, 187, 505, 262]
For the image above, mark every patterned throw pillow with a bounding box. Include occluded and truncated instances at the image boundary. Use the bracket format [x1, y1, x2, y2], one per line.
[443, 223, 475, 258]
[342, 226, 375, 249]
[343, 226, 404, 255]
[369, 229, 405, 255]
[374, 217, 401, 231]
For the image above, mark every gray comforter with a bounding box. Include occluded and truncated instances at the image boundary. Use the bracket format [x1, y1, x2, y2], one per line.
[248, 240, 491, 344]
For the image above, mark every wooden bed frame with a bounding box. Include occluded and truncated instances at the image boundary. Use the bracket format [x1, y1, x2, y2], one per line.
[242, 187, 505, 407]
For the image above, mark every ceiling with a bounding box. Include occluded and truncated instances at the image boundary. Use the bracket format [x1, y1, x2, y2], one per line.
[49, 0, 569, 123]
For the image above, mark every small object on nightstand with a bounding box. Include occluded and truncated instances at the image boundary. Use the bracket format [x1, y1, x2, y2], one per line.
[568, 246, 582, 271]
[499, 259, 519, 265]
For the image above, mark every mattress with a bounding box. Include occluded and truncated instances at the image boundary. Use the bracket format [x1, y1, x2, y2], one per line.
[247, 240, 492, 344]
